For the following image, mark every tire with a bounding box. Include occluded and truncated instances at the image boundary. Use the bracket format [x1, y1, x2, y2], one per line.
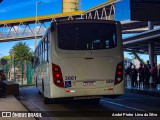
[79, 98, 100, 104]
[44, 97, 53, 104]
[44, 97, 61, 104]
[90, 98, 100, 103]
[38, 91, 42, 95]
[107, 95, 120, 99]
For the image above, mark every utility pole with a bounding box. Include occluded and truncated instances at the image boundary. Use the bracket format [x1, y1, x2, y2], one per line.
[35, 1, 42, 50]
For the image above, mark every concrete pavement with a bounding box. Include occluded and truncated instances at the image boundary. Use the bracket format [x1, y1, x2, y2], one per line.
[0, 95, 36, 120]
[0, 79, 160, 120]
[126, 80, 160, 97]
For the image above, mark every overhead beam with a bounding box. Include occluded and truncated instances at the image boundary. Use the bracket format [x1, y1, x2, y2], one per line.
[132, 52, 145, 64]
[123, 28, 160, 45]
[0, 11, 84, 26]
[0, 35, 42, 43]
[122, 30, 147, 34]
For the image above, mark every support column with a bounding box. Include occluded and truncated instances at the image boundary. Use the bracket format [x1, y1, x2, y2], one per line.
[154, 55, 157, 65]
[148, 21, 154, 67]
[148, 42, 154, 67]
[148, 21, 154, 30]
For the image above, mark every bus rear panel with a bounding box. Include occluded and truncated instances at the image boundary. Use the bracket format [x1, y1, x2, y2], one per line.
[48, 20, 124, 99]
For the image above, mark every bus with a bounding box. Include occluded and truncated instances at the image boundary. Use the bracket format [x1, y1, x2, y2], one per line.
[32, 19, 124, 103]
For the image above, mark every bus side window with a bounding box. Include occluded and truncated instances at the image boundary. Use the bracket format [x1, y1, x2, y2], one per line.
[47, 33, 50, 63]
[41, 42, 43, 64]
[42, 41, 45, 64]
[39, 44, 41, 64]
[44, 36, 47, 63]
[43, 40, 45, 63]
[37, 47, 39, 65]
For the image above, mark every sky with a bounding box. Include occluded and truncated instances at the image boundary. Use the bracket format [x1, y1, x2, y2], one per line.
[0, 0, 159, 63]
[0, 0, 107, 57]
[0, 0, 108, 20]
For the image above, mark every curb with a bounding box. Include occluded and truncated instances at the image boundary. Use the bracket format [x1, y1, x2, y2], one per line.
[16, 96, 53, 120]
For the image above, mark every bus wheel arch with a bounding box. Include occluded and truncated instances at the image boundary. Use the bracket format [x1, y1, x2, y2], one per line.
[44, 97, 53, 104]
[42, 79, 52, 104]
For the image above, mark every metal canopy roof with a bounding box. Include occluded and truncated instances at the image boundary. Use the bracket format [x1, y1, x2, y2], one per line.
[121, 20, 160, 33]
[123, 28, 160, 55]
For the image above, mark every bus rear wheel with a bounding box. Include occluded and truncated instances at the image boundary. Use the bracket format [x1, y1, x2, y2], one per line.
[81, 98, 100, 104]
[91, 98, 100, 103]
[106, 95, 120, 99]
[38, 91, 42, 95]
[44, 97, 53, 104]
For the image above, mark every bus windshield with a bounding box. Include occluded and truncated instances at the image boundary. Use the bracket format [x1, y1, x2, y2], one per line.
[58, 23, 117, 50]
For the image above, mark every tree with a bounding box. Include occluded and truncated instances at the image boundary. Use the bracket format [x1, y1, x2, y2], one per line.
[0, 55, 11, 64]
[11, 42, 33, 61]
[1, 56, 10, 59]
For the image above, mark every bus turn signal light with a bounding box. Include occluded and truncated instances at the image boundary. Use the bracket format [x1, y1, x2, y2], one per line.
[54, 67, 59, 72]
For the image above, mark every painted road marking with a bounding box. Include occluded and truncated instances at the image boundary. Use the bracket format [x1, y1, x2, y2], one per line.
[101, 98, 145, 112]
[113, 98, 146, 100]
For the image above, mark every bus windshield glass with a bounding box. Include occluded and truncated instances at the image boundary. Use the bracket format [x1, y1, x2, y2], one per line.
[58, 23, 117, 50]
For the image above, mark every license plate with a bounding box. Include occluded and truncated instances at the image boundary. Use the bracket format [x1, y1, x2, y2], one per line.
[83, 81, 96, 86]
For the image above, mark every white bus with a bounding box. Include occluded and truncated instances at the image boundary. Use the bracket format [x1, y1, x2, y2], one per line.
[32, 20, 124, 103]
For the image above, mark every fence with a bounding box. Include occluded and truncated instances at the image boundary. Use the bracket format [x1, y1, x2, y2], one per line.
[1, 59, 33, 85]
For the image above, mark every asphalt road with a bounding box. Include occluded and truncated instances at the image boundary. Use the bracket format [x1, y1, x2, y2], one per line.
[18, 86, 160, 120]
